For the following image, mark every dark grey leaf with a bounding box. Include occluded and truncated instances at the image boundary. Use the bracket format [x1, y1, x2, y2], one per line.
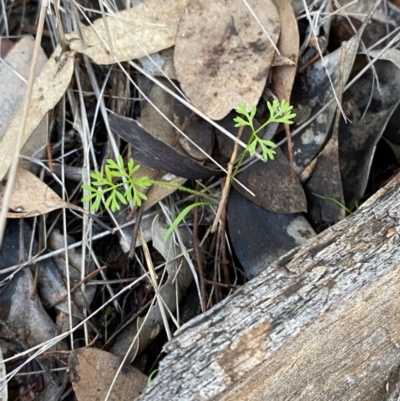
[234, 147, 307, 214]
[109, 112, 219, 179]
[339, 58, 400, 208]
[228, 189, 315, 279]
[288, 11, 371, 173]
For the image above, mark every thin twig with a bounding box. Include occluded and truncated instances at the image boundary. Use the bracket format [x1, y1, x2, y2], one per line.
[31, 216, 44, 297]
[220, 198, 230, 285]
[128, 206, 144, 260]
[211, 126, 244, 232]
[47, 266, 107, 309]
[284, 123, 296, 180]
[193, 185, 207, 312]
[102, 299, 153, 350]
[138, 227, 172, 340]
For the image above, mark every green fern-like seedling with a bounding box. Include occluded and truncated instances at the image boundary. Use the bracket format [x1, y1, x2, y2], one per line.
[82, 156, 152, 213]
[82, 156, 216, 221]
[233, 99, 296, 167]
[82, 157, 217, 242]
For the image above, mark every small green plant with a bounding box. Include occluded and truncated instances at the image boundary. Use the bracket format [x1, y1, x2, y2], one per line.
[81, 156, 215, 241]
[82, 156, 151, 212]
[82, 156, 212, 213]
[82, 100, 295, 240]
[163, 201, 210, 241]
[233, 99, 296, 175]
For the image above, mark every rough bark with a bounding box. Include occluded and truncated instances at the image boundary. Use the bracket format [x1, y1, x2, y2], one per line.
[138, 172, 400, 401]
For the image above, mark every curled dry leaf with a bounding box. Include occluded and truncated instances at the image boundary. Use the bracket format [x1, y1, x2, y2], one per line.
[305, 43, 347, 226]
[0, 45, 74, 180]
[173, 98, 214, 161]
[289, 14, 368, 174]
[174, 0, 280, 120]
[137, 79, 183, 151]
[66, 0, 190, 65]
[0, 167, 86, 218]
[0, 237, 68, 400]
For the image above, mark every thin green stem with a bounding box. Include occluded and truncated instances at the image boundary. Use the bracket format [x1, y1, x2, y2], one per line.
[253, 118, 272, 137]
[148, 180, 218, 201]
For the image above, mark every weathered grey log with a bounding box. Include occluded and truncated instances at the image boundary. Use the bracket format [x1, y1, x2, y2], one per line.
[138, 173, 400, 401]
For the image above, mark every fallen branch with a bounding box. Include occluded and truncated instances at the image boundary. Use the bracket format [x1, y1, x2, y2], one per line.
[138, 172, 400, 401]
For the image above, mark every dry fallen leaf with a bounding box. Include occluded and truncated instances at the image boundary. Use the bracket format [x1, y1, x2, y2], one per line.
[271, 0, 299, 103]
[0, 37, 49, 174]
[0, 37, 47, 141]
[0, 45, 74, 180]
[69, 348, 147, 401]
[174, 0, 280, 120]
[1, 167, 86, 218]
[234, 147, 307, 214]
[66, 0, 190, 65]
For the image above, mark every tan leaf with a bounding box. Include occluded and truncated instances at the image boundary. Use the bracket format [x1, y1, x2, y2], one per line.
[0, 45, 74, 180]
[0, 36, 47, 141]
[0, 37, 49, 174]
[174, 0, 280, 120]
[66, 0, 190, 65]
[69, 348, 147, 401]
[1, 167, 85, 218]
[271, 0, 299, 102]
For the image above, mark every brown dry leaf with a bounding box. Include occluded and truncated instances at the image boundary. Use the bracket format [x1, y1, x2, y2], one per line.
[234, 147, 307, 214]
[69, 348, 147, 401]
[271, 0, 299, 102]
[0, 45, 74, 180]
[66, 0, 190, 65]
[174, 0, 280, 120]
[0, 167, 85, 218]
[137, 79, 182, 149]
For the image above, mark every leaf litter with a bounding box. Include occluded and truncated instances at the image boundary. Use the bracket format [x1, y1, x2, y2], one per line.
[3, 0, 400, 399]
